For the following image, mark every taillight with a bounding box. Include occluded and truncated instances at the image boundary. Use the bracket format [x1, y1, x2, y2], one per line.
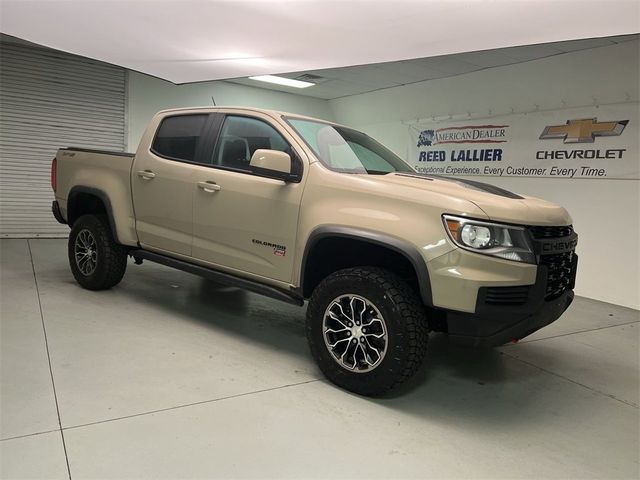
[51, 157, 57, 192]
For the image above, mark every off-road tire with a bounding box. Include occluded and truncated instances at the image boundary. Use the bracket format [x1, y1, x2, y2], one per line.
[68, 214, 127, 290]
[306, 267, 428, 396]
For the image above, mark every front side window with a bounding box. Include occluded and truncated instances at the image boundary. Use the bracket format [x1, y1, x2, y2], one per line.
[213, 116, 290, 172]
[151, 114, 208, 162]
[287, 118, 414, 175]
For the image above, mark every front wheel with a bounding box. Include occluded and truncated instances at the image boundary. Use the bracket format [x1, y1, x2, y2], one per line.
[306, 267, 428, 396]
[68, 214, 127, 290]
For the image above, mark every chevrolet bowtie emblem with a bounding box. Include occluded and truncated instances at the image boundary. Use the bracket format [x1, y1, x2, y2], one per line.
[539, 118, 628, 144]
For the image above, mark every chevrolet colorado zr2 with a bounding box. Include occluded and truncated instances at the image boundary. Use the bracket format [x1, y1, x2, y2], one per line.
[51, 107, 578, 396]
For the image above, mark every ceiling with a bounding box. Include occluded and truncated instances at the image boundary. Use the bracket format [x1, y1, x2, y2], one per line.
[0, 0, 638, 85]
[229, 34, 640, 99]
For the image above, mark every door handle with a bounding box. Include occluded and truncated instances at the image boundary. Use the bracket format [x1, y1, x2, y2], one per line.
[137, 170, 156, 180]
[197, 181, 221, 193]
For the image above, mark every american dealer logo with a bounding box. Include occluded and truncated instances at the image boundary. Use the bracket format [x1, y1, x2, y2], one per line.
[417, 124, 508, 147]
[417, 124, 509, 163]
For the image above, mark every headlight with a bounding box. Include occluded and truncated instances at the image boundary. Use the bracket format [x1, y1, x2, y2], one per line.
[443, 215, 535, 264]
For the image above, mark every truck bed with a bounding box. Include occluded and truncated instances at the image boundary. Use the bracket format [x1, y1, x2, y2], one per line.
[55, 146, 138, 246]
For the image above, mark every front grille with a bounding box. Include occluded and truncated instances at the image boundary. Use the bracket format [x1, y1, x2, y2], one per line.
[527, 224, 576, 300]
[540, 251, 575, 299]
[484, 285, 530, 305]
[529, 225, 574, 239]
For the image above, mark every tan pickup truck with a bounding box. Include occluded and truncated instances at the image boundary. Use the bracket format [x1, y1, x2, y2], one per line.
[51, 107, 578, 396]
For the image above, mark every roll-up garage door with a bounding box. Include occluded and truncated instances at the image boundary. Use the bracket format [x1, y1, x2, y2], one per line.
[0, 39, 126, 237]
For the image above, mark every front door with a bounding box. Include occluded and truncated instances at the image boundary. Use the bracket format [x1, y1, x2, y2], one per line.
[132, 113, 212, 256]
[192, 114, 306, 283]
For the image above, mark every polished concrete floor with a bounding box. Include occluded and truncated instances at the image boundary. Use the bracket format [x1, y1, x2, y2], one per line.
[1, 238, 638, 479]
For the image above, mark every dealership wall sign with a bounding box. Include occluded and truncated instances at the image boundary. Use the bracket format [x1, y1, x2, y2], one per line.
[410, 103, 638, 179]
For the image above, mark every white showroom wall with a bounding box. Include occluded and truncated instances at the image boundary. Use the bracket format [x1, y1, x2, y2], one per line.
[126, 72, 334, 151]
[330, 40, 640, 310]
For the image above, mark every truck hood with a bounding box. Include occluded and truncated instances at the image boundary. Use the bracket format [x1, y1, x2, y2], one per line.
[372, 172, 572, 226]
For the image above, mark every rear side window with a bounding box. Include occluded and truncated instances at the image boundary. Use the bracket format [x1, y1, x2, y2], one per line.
[213, 116, 290, 171]
[152, 114, 208, 162]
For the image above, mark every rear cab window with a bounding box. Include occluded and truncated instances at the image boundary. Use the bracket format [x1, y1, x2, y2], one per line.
[151, 114, 209, 162]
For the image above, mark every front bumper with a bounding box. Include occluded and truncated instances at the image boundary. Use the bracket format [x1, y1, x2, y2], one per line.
[444, 255, 578, 347]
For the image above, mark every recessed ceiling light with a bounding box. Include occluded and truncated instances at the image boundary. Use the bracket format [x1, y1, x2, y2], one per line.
[248, 75, 315, 88]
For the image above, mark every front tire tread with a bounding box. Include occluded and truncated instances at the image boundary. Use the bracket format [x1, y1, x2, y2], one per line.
[306, 267, 428, 396]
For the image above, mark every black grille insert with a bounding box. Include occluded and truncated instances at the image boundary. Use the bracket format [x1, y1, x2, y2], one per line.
[528, 224, 577, 300]
[484, 285, 531, 305]
[529, 225, 574, 239]
[540, 252, 575, 299]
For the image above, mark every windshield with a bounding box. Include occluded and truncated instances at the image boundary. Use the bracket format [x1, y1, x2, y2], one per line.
[286, 118, 415, 175]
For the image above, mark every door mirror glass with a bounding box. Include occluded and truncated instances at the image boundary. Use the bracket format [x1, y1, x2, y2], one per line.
[250, 149, 292, 180]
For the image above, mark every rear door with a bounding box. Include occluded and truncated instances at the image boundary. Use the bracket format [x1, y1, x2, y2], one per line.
[132, 113, 216, 256]
[192, 113, 306, 283]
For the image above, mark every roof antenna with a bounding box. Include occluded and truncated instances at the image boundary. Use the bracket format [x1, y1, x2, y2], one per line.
[211, 96, 217, 106]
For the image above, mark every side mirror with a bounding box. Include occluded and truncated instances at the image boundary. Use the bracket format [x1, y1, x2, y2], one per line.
[250, 149, 293, 181]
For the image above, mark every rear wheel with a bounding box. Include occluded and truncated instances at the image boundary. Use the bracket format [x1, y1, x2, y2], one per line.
[306, 267, 428, 396]
[68, 214, 127, 290]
